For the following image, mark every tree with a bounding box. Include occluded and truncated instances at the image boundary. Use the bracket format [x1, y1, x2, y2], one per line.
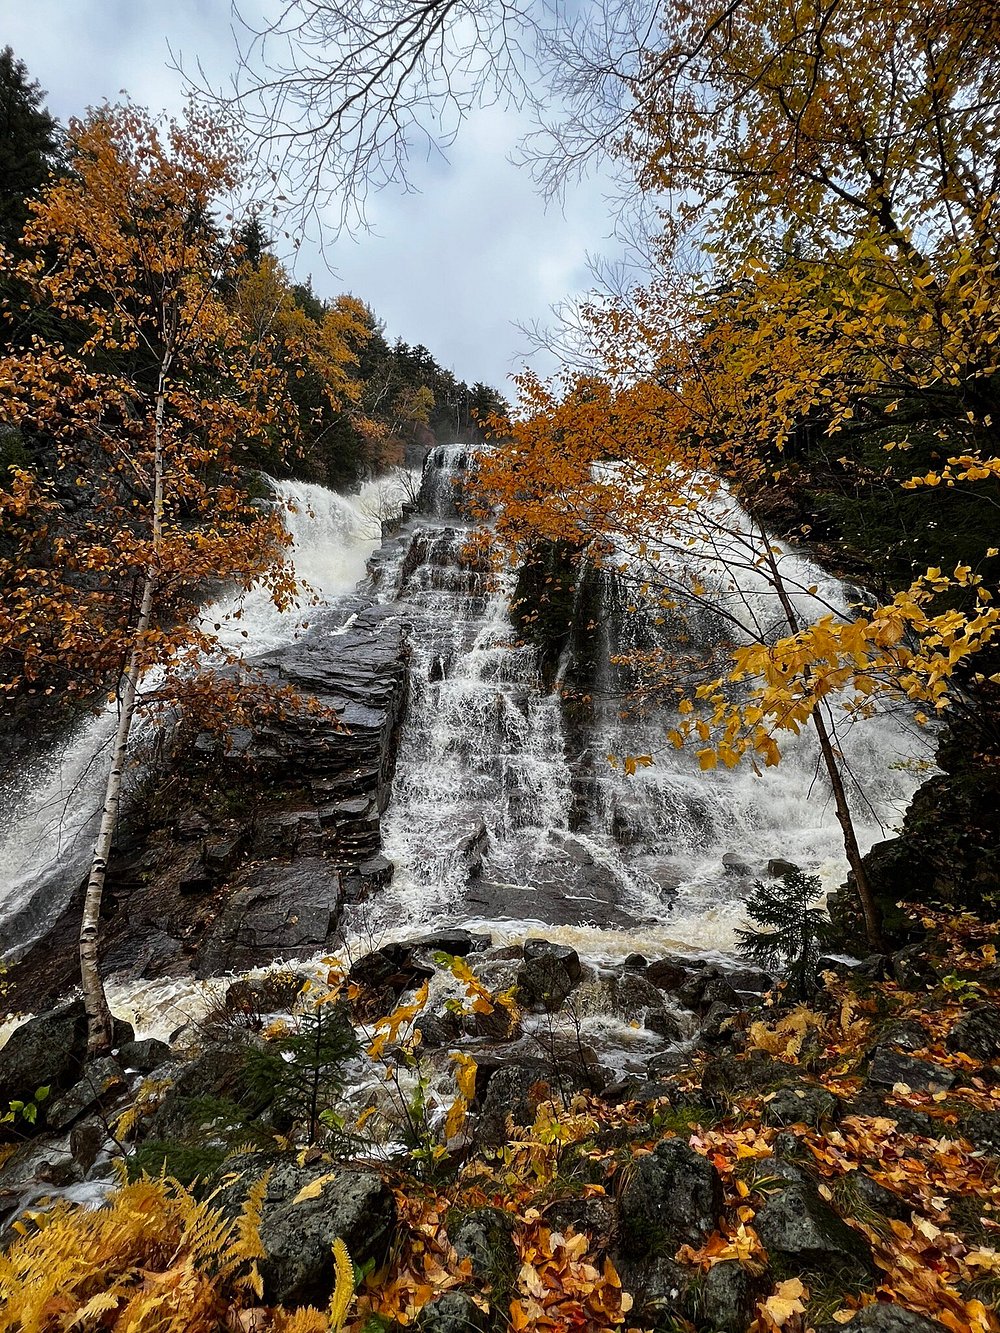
[0, 47, 60, 250]
[0, 104, 318, 1053]
[735, 869, 830, 1000]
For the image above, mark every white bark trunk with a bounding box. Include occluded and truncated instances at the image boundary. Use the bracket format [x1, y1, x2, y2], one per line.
[80, 340, 170, 1055]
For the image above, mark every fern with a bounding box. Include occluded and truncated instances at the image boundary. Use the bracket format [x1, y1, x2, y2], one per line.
[0, 1174, 336, 1332]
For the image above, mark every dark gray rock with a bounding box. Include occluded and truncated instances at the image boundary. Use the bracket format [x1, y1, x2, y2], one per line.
[762, 1084, 840, 1128]
[701, 1053, 796, 1104]
[959, 1109, 1000, 1155]
[405, 928, 491, 957]
[845, 1089, 938, 1138]
[415, 1012, 464, 1049]
[767, 858, 800, 878]
[218, 1157, 396, 1306]
[755, 1183, 873, 1274]
[617, 1137, 723, 1257]
[196, 859, 343, 976]
[416, 1292, 486, 1332]
[644, 958, 689, 992]
[701, 1259, 766, 1333]
[891, 944, 938, 989]
[849, 1172, 913, 1222]
[45, 1056, 126, 1131]
[623, 953, 648, 970]
[544, 1194, 615, 1247]
[722, 852, 751, 876]
[644, 1008, 687, 1042]
[677, 971, 740, 1014]
[515, 940, 582, 1012]
[846, 1305, 948, 1333]
[946, 1005, 1000, 1061]
[605, 973, 666, 1021]
[476, 1061, 564, 1148]
[118, 1037, 172, 1074]
[225, 972, 309, 1016]
[876, 1020, 928, 1053]
[615, 1254, 693, 1326]
[816, 954, 887, 982]
[348, 942, 435, 993]
[0, 1001, 133, 1111]
[700, 1001, 739, 1044]
[867, 1050, 955, 1091]
[449, 1208, 517, 1281]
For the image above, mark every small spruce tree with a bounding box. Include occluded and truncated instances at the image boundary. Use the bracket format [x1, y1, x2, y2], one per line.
[735, 869, 831, 999]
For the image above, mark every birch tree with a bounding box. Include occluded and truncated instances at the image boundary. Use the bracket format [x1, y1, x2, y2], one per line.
[0, 104, 319, 1052]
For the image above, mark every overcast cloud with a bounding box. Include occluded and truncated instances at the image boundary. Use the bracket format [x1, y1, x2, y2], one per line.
[3, 0, 627, 394]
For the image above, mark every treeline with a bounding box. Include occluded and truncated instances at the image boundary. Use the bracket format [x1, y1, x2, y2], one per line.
[0, 46, 506, 492]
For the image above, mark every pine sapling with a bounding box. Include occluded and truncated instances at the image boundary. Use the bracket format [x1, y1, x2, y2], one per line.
[735, 869, 831, 999]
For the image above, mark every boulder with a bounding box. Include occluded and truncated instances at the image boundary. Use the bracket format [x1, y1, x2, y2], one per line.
[875, 1020, 928, 1053]
[117, 1038, 172, 1074]
[699, 1001, 739, 1044]
[218, 1157, 396, 1306]
[604, 973, 666, 1022]
[761, 1084, 840, 1128]
[416, 1292, 486, 1332]
[0, 1001, 133, 1111]
[644, 958, 689, 992]
[45, 1056, 126, 1131]
[959, 1109, 1000, 1155]
[867, 1050, 954, 1092]
[515, 940, 582, 1012]
[767, 858, 800, 878]
[644, 1008, 688, 1043]
[946, 1005, 1000, 1061]
[225, 972, 309, 1016]
[754, 1183, 873, 1275]
[348, 942, 435, 994]
[617, 1138, 723, 1257]
[449, 1207, 518, 1281]
[722, 852, 751, 876]
[476, 1061, 562, 1148]
[677, 971, 740, 1015]
[405, 928, 491, 957]
[847, 1306, 948, 1333]
[701, 1259, 766, 1333]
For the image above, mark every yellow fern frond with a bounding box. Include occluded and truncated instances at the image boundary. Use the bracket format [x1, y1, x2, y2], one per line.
[328, 1238, 354, 1332]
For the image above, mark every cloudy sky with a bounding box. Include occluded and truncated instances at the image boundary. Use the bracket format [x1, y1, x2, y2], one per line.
[4, 0, 629, 394]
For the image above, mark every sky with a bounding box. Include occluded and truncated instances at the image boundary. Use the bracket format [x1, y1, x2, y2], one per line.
[3, 0, 629, 395]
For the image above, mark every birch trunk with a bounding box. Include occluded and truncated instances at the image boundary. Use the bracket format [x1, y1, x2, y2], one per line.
[80, 346, 169, 1056]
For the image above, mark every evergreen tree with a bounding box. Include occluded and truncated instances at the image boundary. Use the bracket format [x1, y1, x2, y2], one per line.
[735, 869, 831, 1000]
[0, 48, 60, 249]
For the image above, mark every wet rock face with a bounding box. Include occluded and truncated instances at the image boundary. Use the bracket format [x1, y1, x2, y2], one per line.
[515, 940, 583, 1012]
[196, 858, 344, 976]
[3, 601, 410, 1009]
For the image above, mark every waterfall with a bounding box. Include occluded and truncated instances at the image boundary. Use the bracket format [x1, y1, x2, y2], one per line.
[350, 447, 927, 958]
[0, 473, 416, 959]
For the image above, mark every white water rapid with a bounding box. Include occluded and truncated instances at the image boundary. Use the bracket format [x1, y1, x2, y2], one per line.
[0, 474, 417, 959]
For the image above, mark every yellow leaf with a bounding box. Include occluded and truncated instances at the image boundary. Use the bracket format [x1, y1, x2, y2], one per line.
[292, 1171, 336, 1204]
[762, 1277, 808, 1326]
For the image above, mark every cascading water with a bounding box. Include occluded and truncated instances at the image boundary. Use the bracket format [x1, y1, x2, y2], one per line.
[351, 446, 927, 960]
[0, 473, 416, 959]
